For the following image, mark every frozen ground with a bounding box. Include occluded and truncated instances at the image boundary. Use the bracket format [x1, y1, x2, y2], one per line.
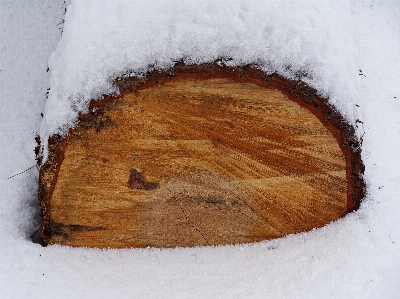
[1, 0, 400, 298]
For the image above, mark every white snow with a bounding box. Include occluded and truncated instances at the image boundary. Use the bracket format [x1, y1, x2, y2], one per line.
[1, 0, 400, 298]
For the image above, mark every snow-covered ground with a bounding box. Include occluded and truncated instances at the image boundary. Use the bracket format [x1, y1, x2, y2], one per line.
[1, 1, 399, 298]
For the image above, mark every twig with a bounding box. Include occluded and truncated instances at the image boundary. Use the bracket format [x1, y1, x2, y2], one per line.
[7, 165, 37, 179]
[30, 224, 41, 239]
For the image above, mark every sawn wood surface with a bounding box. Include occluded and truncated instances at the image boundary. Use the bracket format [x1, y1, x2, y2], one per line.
[39, 69, 363, 248]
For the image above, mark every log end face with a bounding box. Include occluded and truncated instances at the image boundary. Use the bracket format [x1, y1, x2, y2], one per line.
[38, 64, 365, 248]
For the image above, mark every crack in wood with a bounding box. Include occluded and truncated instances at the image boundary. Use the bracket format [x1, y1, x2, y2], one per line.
[165, 187, 209, 245]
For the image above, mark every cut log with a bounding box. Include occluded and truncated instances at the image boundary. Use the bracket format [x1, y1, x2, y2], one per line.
[38, 64, 365, 248]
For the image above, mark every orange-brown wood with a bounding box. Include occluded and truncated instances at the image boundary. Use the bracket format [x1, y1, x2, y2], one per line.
[38, 65, 364, 248]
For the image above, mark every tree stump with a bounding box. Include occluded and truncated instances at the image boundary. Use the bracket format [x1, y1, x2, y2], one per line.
[38, 64, 364, 248]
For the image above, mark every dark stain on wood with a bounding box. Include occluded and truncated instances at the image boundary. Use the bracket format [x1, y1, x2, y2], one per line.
[48, 221, 105, 240]
[128, 169, 159, 190]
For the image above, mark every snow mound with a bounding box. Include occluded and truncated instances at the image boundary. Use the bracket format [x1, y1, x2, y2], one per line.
[42, 0, 361, 159]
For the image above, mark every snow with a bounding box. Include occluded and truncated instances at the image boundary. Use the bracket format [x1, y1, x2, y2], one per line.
[40, 0, 367, 156]
[1, 0, 400, 298]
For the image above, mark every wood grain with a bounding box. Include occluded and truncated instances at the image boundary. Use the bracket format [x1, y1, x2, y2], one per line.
[39, 68, 363, 248]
